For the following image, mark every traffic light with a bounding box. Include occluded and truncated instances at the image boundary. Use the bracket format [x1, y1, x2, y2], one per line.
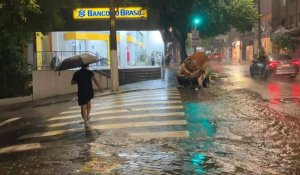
[194, 18, 200, 25]
[192, 16, 203, 27]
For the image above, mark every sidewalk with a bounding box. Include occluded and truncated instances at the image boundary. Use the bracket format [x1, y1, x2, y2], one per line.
[0, 68, 178, 113]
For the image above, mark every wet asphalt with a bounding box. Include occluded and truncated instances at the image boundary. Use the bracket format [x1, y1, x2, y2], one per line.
[0, 60, 300, 175]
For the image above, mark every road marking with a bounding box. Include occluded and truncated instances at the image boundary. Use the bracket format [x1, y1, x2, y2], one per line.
[0, 143, 41, 154]
[96, 89, 179, 97]
[129, 131, 189, 138]
[19, 120, 187, 140]
[97, 89, 179, 99]
[0, 117, 21, 127]
[70, 96, 181, 109]
[50, 105, 184, 121]
[47, 112, 185, 128]
[61, 100, 182, 114]
[17, 88, 190, 141]
[93, 93, 180, 103]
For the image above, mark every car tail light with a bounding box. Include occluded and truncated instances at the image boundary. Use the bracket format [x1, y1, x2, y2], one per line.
[267, 61, 280, 69]
[291, 60, 300, 67]
[220, 53, 223, 58]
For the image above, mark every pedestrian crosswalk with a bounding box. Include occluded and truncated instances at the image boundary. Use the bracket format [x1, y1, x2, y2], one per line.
[18, 88, 189, 141]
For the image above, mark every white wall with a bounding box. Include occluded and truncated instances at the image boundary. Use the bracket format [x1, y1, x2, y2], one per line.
[32, 70, 111, 100]
[119, 31, 127, 67]
[146, 31, 164, 55]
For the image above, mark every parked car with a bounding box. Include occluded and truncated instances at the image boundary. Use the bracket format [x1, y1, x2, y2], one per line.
[211, 52, 223, 61]
[250, 54, 300, 79]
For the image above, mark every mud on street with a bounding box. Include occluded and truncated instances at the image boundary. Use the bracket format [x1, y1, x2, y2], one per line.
[1, 63, 300, 175]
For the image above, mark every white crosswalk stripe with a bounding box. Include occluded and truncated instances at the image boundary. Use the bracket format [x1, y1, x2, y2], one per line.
[62, 100, 182, 114]
[0, 117, 21, 127]
[18, 89, 188, 140]
[94, 90, 180, 101]
[47, 112, 185, 128]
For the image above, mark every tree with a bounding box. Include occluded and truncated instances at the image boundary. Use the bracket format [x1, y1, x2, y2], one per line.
[146, 0, 258, 61]
[0, 0, 78, 98]
[272, 34, 299, 54]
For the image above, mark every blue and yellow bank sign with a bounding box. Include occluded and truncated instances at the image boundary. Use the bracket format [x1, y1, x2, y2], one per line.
[73, 7, 147, 20]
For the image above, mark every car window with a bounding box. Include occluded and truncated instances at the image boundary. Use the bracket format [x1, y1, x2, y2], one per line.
[270, 54, 292, 61]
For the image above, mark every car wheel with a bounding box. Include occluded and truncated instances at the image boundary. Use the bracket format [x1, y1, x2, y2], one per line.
[250, 68, 254, 78]
[261, 70, 268, 80]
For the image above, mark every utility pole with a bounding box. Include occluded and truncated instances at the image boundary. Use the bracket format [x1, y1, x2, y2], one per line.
[109, 0, 119, 92]
[296, 0, 298, 27]
[257, 0, 262, 56]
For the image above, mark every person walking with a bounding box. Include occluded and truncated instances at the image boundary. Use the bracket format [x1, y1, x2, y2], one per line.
[71, 64, 102, 128]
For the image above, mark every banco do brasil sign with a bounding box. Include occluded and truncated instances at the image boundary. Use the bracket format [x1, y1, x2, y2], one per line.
[73, 7, 148, 20]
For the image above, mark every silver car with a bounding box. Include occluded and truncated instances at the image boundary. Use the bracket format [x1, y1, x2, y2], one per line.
[250, 54, 300, 79]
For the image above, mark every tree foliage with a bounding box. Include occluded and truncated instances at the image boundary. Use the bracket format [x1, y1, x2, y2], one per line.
[194, 0, 258, 37]
[272, 34, 299, 53]
[0, 0, 78, 98]
[146, 0, 258, 59]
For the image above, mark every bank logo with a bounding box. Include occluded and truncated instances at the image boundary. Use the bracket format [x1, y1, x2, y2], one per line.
[78, 10, 86, 18]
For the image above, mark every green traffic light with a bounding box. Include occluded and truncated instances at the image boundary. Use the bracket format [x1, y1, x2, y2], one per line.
[193, 16, 203, 26]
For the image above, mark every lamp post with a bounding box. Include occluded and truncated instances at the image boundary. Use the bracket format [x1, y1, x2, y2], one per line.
[109, 0, 119, 92]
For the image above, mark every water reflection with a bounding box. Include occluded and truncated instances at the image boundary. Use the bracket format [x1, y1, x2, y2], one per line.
[191, 153, 206, 174]
[292, 83, 300, 100]
[267, 82, 300, 104]
[184, 103, 216, 137]
[210, 61, 223, 73]
[184, 102, 216, 174]
[267, 83, 280, 104]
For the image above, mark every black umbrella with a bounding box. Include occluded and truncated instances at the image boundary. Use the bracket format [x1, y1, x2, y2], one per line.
[56, 53, 100, 71]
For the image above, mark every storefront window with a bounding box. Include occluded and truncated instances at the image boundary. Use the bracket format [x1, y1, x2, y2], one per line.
[37, 31, 164, 69]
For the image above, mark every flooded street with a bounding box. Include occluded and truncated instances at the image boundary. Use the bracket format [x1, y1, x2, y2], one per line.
[177, 60, 300, 174]
[180, 88, 300, 174]
[1, 61, 300, 174]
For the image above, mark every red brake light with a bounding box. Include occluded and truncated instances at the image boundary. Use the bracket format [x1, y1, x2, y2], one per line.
[291, 60, 300, 66]
[268, 61, 280, 68]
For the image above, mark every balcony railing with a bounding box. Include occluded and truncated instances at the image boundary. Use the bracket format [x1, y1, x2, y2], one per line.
[33, 51, 109, 70]
[33, 51, 111, 79]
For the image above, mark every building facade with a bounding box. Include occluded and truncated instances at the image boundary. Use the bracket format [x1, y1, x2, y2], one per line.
[237, 0, 300, 62]
[28, 0, 166, 71]
[35, 31, 164, 70]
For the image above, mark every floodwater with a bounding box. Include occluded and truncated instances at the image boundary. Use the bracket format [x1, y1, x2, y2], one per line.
[177, 60, 300, 174]
[0, 61, 300, 174]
